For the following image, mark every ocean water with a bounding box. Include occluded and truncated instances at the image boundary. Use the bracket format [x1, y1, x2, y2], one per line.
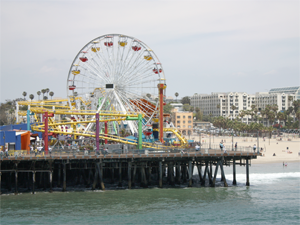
[1, 162, 299, 225]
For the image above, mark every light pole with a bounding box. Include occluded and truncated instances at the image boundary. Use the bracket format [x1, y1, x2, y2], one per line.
[231, 131, 234, 151]
[209, 129, 211, 149]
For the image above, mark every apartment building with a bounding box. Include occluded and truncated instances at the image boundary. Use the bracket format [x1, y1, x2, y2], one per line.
[191, 92, 255, 122]
[172, 110, 193, 135]
[190, 86, 299, 125]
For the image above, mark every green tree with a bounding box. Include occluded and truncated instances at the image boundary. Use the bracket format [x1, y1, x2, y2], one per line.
[175, 92, 179, 102]
[146, 93, 151, 99]
[43, 96, 48, 100]
[46, 88, 50, 97]
[37, 91, 41, 100]
[49, 91, 54, 99]
[41, 89, 46, 98]
[29, 94, 34, 101]
[22, 91, 27, 100]
[181, 96, 190, 105]
[163, 103, 174, 114]
[183, 104, 191, 111]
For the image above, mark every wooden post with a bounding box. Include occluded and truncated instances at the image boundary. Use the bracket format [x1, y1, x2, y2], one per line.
[188, 161, 192, 187]
[118, 162, 122, 187]
[32, 171, 35, 194]
[233, 159, 237, 185]
[176, 162, 181, 184]
[246, 158, 250, 186]
[57, 163, 61, 187]
[148, 166, 151, 185]
[63, 162, 66, 191]
[96, 162, 105, 190]
[132, 164, 137, 186]
[49, 162, 53, 193]
[202, 162, 208, 186]
[128, 162, 132, 189]
[210, 162, 213, 179]
[111, 163, 114, 184]
[158, 161, 162, 188]
[196, 161, 203, 185]
[211, 161, 219, 187]
[15, 163, 18, 195]
[182, 164, 187, 182]
[220, 161, 228, 187]
[92, 164, 98, 190]
[8, 172, 12, 191]
[170, 163, 175, 185]
[32, 162, 35, 194]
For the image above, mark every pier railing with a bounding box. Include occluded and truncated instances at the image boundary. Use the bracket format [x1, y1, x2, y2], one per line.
[1, 143, 258, 159]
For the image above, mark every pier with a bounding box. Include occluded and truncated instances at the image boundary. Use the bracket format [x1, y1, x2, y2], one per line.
[0, 148, 260, 194]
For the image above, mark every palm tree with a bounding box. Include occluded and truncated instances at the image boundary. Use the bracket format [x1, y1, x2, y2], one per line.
[46, 88, 50, 97]
[29, 94, 34, 102]
[49, 91, 54, 99]
[37, 91, 41, 100]
[175, 92, 179, 102]
[41, 89, 46, 98]
[43, 96, 48, 100]
[22, 91, 27, 100]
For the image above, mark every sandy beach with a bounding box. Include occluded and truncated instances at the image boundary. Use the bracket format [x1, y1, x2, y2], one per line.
[189, 133, 300, 164]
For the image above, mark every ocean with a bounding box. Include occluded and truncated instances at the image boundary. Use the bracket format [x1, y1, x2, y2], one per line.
[1, 162, 299, 224]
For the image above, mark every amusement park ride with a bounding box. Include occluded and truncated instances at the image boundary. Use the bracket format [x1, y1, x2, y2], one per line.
[15, 34, 188, 153]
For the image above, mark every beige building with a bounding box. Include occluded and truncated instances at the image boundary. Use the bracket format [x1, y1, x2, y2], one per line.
[172, 110, 193, 135]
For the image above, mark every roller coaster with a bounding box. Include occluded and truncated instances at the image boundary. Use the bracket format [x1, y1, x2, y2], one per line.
[15, 34, 188, 151]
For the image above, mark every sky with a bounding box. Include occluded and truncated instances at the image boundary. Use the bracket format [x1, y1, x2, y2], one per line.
[0, 0, 299, 103]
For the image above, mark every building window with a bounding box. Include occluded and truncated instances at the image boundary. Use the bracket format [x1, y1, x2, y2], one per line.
[188, 125, 191, 128]
[183, 121, 186, 123]
[183, 116, 186, 118]
[177, 116, 180, 118]
[177, 121, 180, 123]
[183, 125, 185, 128]
[177, 126, 180, 128]
[188, 120, 191, 123]
[188, 116, 191, 119]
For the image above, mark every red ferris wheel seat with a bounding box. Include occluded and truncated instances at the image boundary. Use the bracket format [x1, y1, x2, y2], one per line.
[80, 57, 88, 62]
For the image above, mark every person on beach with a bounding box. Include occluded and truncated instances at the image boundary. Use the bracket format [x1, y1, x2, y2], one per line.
[223, 145, 227, 153]
[220, 142, 223, 151]
[253, 144, 257, 152]
[235, 142, 237, 151]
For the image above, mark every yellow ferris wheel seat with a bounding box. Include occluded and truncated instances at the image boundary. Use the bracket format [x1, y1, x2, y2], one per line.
[119, 42, 127, 47]
[144, 55, 153, 61]
[72, 70, 80, 75]
[91, 47, 100, 52]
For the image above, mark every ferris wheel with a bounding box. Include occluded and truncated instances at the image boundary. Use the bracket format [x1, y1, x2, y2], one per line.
[67, 34, 166, 135]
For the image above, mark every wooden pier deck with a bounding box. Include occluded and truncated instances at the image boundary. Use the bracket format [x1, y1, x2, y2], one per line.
[0, 149, 260, 195]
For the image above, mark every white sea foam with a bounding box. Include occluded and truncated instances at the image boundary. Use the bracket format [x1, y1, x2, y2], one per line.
[234, 172, 300, 184]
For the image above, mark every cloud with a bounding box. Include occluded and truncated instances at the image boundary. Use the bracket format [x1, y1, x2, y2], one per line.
[263, 70, 278, 76]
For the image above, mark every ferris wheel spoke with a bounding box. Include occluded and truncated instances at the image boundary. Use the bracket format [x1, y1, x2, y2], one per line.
[121, 50, 146, 77]
[117, 47, 146, 82]
[124, 71, 155, 86]
[94, 48, 113, 74]
[117, 39, 134, 79]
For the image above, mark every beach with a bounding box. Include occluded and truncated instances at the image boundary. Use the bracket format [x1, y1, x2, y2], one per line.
[190, 133, 300, 164]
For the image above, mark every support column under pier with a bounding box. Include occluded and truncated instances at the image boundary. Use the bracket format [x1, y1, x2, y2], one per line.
[233, 159, 237, 185]
[158, 161, 162, 188]
[246, 158, 250, 186]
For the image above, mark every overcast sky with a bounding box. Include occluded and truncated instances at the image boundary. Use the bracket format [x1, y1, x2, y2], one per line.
[0, 0, 299, 103]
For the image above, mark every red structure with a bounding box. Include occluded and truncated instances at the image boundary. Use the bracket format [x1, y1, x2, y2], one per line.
[157, 83, 166, 143]
[104, 121, 108, 144]
[43, 112, 54, 155]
